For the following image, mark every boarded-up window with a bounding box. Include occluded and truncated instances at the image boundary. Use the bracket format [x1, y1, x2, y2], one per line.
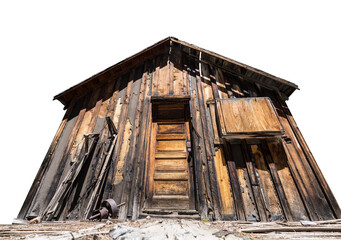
[216, 97, 283, 138]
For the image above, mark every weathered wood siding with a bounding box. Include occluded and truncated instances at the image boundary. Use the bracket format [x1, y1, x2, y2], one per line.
[18, 40, 340, 222]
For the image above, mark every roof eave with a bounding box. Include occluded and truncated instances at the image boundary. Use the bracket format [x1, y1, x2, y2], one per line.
[54, 37, 299, 106]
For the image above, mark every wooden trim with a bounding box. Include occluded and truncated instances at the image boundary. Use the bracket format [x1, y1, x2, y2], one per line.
[151, 95, 191, 103]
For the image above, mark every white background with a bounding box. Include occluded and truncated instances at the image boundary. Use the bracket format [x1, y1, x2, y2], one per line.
[0, 1, 340, 224]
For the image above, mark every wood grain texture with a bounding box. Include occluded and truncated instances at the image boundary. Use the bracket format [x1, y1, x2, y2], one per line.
[276, 93, 341, 219]
[17, 99, 76, 219]
[241, 140, 268, 222]
[219, 98, 283, 136]
[231, 143, 259, 221]
[147, 117, 194, 211]
[214, 147, 234, 216]
[250, 144, 283, 221]
[222, 141, 246, 221]
[20, 42, 338, 222]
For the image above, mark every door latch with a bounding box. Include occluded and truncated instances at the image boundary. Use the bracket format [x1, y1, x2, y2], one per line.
[186, 141, 192, 153]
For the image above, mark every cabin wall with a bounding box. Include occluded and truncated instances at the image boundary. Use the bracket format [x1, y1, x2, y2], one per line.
[18, 42, 339, 221]
[188, 57, 339, 221]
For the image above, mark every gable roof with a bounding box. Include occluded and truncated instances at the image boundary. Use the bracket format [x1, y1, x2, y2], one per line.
[54, 37, 299, 106]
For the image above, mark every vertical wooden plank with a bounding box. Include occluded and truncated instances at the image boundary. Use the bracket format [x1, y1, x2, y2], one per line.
[17, 99, 76, 219]
[187, 55, 208, 219]
[113, 70, 135, 183]
[158, 53, 169, 96]
[139, 98, 153, 212]
[147, 122, 157, 203]
[215, 68, 228, 99]
[221, 71, 235, 98]
[86, 76, 122, 211]
[51, 86, 105, 219]
[250, 144, 284, 221]
[208, 65, 220, 100]
[261, 140, 294, 221]
[208, 103, 220, 143]
[267, 140, 309, 221]
[169, 41, 174, 95]
[241, 140, 268, 222]
[172, 42, 184, 96]
[117, 64, 145, 218]
[228, 73, 244, 98]
[231, 143, 259, 221]
[185, 118, 196, 211]
[41, 95, 90, 211]
[200, 62, 214, 103]
[222, 140, 246, 221]
[280, 139, 319, 220]
[70, 79, 117, 219]
[69, 87, 102, 163]
[196, 67, 221, 220]
[269, 92, 332, 220]
[102, 71, 134, 203]
[151, 57, 160, 96]
[216, 101, 227, 136]
[276, 94, 341, 219]
[214, 147, 234, 218]
[182, 53, 189, 95]
[131, 61, 153, 219]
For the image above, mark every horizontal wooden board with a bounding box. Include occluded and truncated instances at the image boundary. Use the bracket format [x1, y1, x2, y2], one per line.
[156, 134, 186, 140]
[155, 159, 188, 171]
[151, 197, 189, 210]
[155, 152, 187, 159]
[218, 98, 283, 137]
[158, 124, 185, 134]
[154, 181, 188, 195]
[156, 140, 186, 151]
[154, 172, 188, 180]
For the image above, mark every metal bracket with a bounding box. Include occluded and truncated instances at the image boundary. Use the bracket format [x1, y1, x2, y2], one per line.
[186, 141, 192, 153]
[282, 135, 292, 144]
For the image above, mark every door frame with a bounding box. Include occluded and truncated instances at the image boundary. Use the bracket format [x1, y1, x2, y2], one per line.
[141, 96, 197, 214]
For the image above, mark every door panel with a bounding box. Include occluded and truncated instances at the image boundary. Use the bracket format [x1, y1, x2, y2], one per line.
[146, 106, 195, 210]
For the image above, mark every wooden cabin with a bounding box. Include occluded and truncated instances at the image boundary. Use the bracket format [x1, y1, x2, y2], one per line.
[18, 37, 341, 222]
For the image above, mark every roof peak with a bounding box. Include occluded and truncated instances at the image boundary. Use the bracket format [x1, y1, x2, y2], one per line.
[54, 37, 298, 106]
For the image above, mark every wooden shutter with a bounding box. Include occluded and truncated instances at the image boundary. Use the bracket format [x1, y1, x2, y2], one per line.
[216, 97, 284, 139]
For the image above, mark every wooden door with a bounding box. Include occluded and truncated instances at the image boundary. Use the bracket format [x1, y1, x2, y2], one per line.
[146, 103, 195, 211]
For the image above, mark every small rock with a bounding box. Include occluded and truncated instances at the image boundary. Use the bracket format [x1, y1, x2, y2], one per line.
[300, 220, 318, 226]
[146, 215, 151, 220]
[213, 230, 231, 238]
[109, 225, 132, 239]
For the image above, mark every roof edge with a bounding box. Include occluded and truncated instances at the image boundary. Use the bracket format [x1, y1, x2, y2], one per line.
[53, 36, 173, 103]
[54, 37, 299, 106]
